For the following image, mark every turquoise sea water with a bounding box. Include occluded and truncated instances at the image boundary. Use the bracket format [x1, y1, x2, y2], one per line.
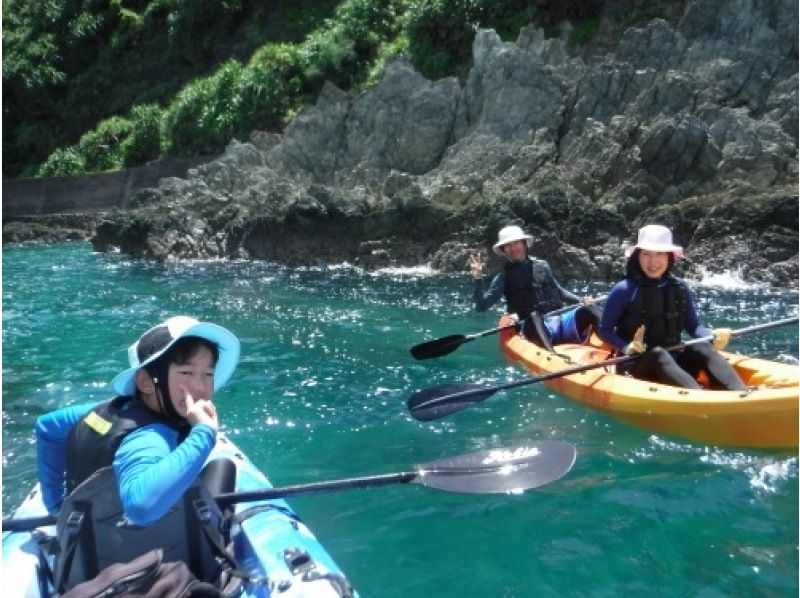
[2, 242, 798, 597]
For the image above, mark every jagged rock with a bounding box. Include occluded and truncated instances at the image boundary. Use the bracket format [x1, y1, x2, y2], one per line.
[430, 241, 477, 272]
[3, 214, 95, 244]
[66, 0, 799, 288]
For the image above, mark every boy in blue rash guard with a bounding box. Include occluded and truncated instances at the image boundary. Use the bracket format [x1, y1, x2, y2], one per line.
[598, 225, 745, 390]
[35, 315, 240, 526]
[469, 224, 601, 350]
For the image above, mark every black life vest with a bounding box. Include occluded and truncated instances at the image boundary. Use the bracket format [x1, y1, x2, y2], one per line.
[503, 258, 563, 318]
[53, 466, 234, 594]
[55, 398, 249, 595]
[65, 396, 189, 493]
[615, 275, 686, 348]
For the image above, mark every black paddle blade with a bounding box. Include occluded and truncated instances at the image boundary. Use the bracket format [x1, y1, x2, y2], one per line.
[415, 441, 577, 494]
[410, 334, 468, 360]
[407, 383, 498, 421]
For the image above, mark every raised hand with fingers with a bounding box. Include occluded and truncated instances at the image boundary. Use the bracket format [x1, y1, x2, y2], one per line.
[712, 327, 732, 350]
[624, 324, 647, 355]
[468, 252, 485, 280]
[184, 388, 219, 430]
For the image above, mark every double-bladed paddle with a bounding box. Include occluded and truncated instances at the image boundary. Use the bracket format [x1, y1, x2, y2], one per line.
[410, 296, 608, 360]
[408, 317, 799, 421]
[2, 440, 577, 532]
[410, 323, 519, 360]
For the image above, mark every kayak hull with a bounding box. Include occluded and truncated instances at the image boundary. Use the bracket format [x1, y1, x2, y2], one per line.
[499, 316, 799, 449]
[2, 434, 355, 597]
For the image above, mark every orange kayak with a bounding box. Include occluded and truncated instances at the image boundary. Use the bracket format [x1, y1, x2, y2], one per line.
[498, 316, 799, 449]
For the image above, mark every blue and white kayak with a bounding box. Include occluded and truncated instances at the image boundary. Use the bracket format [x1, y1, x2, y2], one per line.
[2, 434, 356, 597]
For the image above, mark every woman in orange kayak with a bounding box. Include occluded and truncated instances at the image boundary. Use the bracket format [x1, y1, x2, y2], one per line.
[598, 225, 746, 390]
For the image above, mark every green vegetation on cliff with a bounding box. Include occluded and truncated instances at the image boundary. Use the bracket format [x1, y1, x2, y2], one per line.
[3, 0, 603, 178]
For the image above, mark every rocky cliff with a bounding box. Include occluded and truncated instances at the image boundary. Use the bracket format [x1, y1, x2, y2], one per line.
[89, 0, 798, 286]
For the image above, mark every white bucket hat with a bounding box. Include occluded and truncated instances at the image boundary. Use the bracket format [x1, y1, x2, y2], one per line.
[111, 316, 241, 397]
[625, 224, 684, 259]
[492, 225, 534, 256]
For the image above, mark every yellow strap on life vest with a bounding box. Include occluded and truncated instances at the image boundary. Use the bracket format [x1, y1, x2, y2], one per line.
[85, 411, 112, 435]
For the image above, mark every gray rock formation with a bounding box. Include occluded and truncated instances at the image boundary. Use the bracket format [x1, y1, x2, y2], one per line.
[90, 0, 798, 287]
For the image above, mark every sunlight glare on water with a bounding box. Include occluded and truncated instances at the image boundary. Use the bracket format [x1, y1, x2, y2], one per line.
[2, 242, 798, 597]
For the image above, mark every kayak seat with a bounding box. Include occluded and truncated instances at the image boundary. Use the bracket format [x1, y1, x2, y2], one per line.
[695, 370, 711, 389]
[50, 466, 246, 596]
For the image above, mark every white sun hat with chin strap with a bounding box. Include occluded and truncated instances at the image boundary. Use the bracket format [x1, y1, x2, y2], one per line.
[625, 224, 684, 259]
[111, 316, 241, 397]
[492, 225, 534, 256]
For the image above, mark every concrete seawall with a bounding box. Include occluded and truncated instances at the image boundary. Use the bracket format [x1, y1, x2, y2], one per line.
[2, 157, 212, 221]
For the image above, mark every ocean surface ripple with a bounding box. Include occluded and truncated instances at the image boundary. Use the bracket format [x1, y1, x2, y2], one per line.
[3, 242, 797, 597]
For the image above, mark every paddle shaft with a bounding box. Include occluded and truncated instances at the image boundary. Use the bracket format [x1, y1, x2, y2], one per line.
[465, 323, 516, 341]
[416, 337, 714, 406]
[722, 317, 798, 341]
[216, 471, 417, 508]
[410, 296, 608, 360]
[1, 472, 417, 532]
[412, 316, 798, 409]
[462, 297, 610, 341]
[463, 297, 609, 341]
[545, 294, 608, 317]
[3, 437, 580, 531]
[3, 515, 56, 532]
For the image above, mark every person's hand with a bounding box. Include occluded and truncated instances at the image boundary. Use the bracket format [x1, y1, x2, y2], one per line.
[468, 252, 485, 280]
[624, 340, 646, 355]
[183, 389, 219, 431]
[712, 327, 732, 350]
[624, 324, 646, 355]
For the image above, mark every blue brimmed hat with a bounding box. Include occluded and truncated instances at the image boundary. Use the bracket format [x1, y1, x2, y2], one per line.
[111, 316, 241, 397]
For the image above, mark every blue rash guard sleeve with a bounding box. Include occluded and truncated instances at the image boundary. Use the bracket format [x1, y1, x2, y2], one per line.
[473, 272, 505, 312]
[539, 261, 580, 306]
[598, 280, 634, 351]
[36, 402, 98, 514]
[113, 423, 216, 526]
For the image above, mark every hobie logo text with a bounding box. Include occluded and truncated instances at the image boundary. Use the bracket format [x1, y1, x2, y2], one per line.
[482, 446, 540, 465]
